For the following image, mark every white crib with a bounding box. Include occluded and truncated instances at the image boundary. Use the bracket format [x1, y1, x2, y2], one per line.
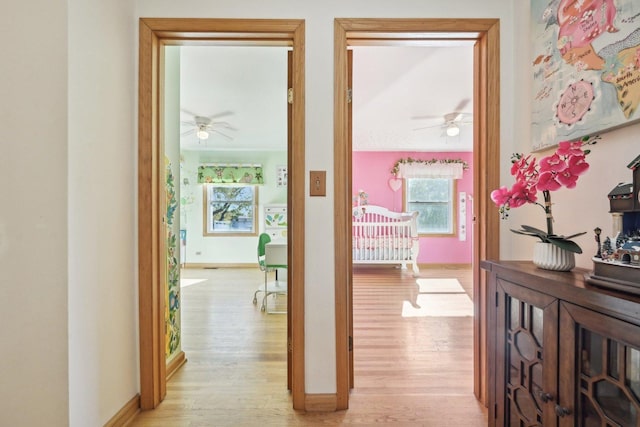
[352, 205, 420, 275]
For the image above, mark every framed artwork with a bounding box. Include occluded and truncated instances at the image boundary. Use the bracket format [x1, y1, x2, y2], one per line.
[531, 0, 640, 151]
[277, 165, 288, 187]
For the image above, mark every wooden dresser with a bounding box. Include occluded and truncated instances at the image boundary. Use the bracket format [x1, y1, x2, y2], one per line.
[481, 260, 640, 426]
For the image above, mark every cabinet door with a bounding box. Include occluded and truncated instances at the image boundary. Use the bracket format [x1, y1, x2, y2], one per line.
[559, 302, 640, 427]
[495, 278, 559, 427]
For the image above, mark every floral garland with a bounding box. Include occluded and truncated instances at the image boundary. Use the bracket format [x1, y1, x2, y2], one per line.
[391, 158, 469, 177]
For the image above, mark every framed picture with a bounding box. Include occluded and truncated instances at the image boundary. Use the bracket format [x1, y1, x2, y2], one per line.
[530, 0, 640, 151]
[203, 184, 258, 236]
[277, 165, 288, 187]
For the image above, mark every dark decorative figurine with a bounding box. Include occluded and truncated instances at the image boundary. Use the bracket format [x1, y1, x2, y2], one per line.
[594, 227, 602, 258]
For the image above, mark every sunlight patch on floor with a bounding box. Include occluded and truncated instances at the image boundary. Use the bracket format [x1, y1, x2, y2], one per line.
[416, 278, 467, 293]
[403, 278, 473, 317]
[180, 278, 207, 288]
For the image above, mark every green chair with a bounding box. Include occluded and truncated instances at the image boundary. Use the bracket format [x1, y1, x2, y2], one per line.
[253, 233, 287, 313]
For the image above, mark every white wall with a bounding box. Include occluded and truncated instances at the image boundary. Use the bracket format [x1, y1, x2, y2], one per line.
[1, 2, 70, 425]
[135, 0, 515, 394]
[68, 0, 137, 426]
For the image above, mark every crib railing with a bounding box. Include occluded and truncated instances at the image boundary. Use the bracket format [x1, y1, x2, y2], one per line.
[352, 205, 420, 275]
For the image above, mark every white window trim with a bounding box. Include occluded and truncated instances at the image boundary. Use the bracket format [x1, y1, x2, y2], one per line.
[404, 178, 457, 237]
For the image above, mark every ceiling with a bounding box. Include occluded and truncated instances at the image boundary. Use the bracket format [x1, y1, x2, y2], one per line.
[179, 44, 474, 153]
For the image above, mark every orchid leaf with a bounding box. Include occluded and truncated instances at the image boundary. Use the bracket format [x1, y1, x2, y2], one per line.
[519, 225, 548, 237]
[561, 231, 587, 240]
[511, 228, 546, 241]
[547, 236, 583, 254]
[510, 225, 585, 253]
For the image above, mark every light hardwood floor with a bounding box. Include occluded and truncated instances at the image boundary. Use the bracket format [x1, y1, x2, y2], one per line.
[129, 266, 487, 426]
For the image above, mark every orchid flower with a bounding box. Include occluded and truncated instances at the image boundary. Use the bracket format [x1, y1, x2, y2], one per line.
[491, 135, 600, 253]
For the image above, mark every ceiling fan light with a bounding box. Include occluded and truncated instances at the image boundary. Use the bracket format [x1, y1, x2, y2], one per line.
[196, 129, 210, 140]
[446, 124, 460, 137]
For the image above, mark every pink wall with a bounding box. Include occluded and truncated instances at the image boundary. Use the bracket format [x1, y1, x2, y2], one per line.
[353, 151, 474, 264]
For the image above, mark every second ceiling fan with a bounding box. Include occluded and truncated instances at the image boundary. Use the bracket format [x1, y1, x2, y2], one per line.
[180, 109, 237, 141]
[412, 99, 472, 137]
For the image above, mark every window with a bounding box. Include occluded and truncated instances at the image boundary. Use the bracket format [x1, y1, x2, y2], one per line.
[203, 184, 258, 236]
[405, 178, 456, 236]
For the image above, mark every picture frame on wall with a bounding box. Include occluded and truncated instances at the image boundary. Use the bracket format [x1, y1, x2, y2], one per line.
[277, 165, 288, 187]
[530, 0, 640, 152]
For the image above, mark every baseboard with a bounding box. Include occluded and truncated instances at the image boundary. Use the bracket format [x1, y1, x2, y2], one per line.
[103, 394, 140, 427]
[418, 263, 472, 270]
[183, 263, 256, 269]
[305, 393, 337, 412]
[166, 350, 187, 380]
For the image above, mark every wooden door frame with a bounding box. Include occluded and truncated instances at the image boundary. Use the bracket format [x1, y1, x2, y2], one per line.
[333, 18, 500, 409]
[138, 18, 306, 410]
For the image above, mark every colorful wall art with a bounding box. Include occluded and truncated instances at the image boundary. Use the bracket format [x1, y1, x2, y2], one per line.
[165, 158, 181, 360]
[531, 0, 640, 151]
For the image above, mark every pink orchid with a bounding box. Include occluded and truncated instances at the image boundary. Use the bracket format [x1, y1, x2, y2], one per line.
[509, 181, 538, 207]
[539, 153, 567, 173]
[556, 140, 584, 156]
[490, 186, 511, 206]
[556, 169, 579, 188]
[567, 154, 590, 175]
[537, 170, 563, 191]
[491, 135, 599, 253]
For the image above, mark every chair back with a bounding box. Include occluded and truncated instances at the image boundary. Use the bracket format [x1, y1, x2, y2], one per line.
[257, 233, 271, 271]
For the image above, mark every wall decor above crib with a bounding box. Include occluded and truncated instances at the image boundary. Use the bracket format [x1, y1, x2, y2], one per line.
[391, 158, 469, 179]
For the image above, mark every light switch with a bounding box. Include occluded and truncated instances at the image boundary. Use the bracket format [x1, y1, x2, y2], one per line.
[310, 171, 326, 196]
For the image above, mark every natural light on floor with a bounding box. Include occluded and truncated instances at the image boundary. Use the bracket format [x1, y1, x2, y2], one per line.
[180, 278, 207, 288]
[402, 278, 474, 318]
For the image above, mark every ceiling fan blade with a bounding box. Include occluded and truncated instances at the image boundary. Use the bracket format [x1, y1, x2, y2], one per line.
[413, 123, 443, 131]
[452, 113, 464, 122]
[453, 98, 470, 114]
[181, 129, 195, 137]
[211, 129, 234, 140]
[410, 114, 441, 121]
[207, 110, 235, 120]
[180, 108, 201, 118]
[208, 121, 238, 131]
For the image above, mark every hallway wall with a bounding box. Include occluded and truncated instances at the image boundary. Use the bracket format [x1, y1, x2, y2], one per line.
[2, 1, 70, 425]
[135, 0, 516, 395]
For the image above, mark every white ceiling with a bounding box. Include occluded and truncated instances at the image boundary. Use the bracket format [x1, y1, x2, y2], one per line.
[179, 44, 474, 153]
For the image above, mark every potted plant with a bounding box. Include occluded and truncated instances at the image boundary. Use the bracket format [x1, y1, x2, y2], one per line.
[491, 135, 599, 270]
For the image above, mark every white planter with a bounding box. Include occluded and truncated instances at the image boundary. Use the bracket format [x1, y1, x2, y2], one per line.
[532, 242, 576, 272]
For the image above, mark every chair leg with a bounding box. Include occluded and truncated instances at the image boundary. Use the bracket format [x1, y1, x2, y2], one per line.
[261, 271, 268, 312]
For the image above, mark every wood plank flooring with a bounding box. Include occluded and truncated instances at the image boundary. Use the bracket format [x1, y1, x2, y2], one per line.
[129, 266, 487, 426]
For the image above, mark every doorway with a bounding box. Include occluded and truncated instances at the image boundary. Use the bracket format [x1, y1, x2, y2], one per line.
[138, 18, 306, 410]
[333, 18, 500, 409]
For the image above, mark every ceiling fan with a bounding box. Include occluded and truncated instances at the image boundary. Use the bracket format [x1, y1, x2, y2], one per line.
[412, 99, 472, 137]
[180, 109, 236, 141]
